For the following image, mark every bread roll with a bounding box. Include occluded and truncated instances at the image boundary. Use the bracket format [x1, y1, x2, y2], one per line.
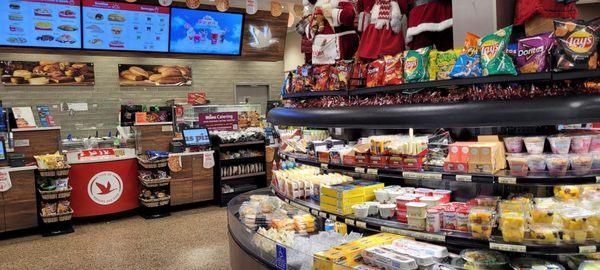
[149, 74, 163, 82]
[157, 76, 184, 85]
[129, 66, 149, 78]
[159, 67, 182, 77]
[29, 77, 49, 85]
[120, 70, 143, 81]
[176, 66, 191, 77]
[13, 70, 32, 79]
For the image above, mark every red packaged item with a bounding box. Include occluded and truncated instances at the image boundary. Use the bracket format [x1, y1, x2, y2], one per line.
[313, 65, 331, 91]
[384, 54, 403, 85]
[366, 59, 385, 88]
[333, 60, 353, 90]
[350, 60, 367, 89]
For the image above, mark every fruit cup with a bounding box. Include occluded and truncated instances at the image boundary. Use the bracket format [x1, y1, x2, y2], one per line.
[530, 225, 560, 245]
[548, 136, 571, 155]
[546, 155, 569, 175]
[503, 136, 524, 153]
[526, 155, 547, 172]
[553, 185, 581, 201]
[570, 135, 592, 154]
[561, 229, 588, 244]
[559, 207, 592, 230]
[524, 136, 546, 154]
[531, 205, 557, 225]
[570, 154, 593, 175]
[506, 155, 528, 176]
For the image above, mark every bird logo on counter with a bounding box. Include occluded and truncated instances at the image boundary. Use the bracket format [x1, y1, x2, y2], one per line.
[88, 171, 123, 205]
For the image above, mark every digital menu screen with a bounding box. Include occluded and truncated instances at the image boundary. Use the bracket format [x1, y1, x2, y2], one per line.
[82, 0, 169, 52]
[169, 8, 243, 55]
[0, 0, 82, 49]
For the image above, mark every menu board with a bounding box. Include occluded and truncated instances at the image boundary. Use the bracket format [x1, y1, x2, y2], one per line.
[0, 0, 82, 49]
[82, 0, 169, 52]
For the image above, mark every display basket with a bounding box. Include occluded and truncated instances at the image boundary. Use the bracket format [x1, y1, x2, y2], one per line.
[139, 195, 170, 208]
[139, 176, 171, 188]
[40, 209, 74, 224]
[38, 186, 73, 200]
[137, 156, 168, 169]
[38, 166, 71, 177]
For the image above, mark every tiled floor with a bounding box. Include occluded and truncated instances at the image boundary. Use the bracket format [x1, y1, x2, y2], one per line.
[0, 206, 230, 270]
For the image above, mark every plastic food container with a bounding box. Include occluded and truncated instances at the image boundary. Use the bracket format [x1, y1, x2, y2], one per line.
[378, 204, 396, 219]
[499, 212, 526, 243]
[392, 239, 449, 262]
[419, 196, 442, 207]
[396, 194, 419, 211]
[531, 205, 557, 225]
[524, 136, 546, 155]
[364, 201, 380, 216]
[559, 207, 593, 230]
[469, 223, 494, 239]
[548, 136, 571, 154]
[506, 155, 528, 175]
[571, 135, 592, 154]
[546, 155, 569, 175]
[385, 246, 435, 268]
[509, 258, 565, 270]
[406, 202, 428, 218]
[530, 224, 560, 245]
[362, 247, 418, 270]
[524, 155, 546, 172]
[388, 189, 406, 203]
[415, 188, 434, 196]
[468, 196, 500, 207]
[375, 189, 389, 203]
[468, 207, 496, 224]
[553, 185, 582, 201]
[570, 154, 593, 175]
[397, 210, 408, 223]
[561, 229, 588, 244]
[407, 217, 426, 231]
[592, 153, 600, 170]
[352, 204, 369, 218]
[591, 134, 600, 153]
[432, 190, 452, 203]
[460, 249, 508, 270]
[426, 208, 443, 233]
[503, 136, 524, 153]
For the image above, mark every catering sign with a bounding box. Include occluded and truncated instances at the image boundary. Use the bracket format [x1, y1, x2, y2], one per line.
[198, 112, 238, 131]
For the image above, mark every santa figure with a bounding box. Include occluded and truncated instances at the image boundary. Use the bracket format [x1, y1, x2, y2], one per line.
[305, 0, 359, 64]
[402, 0, 453, 51]
[356, 0, 407, 60]
[295, 0, 317, 63]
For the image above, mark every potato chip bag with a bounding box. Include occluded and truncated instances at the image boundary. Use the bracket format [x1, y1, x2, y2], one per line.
[506, 43, 517, 60]
[553, 20, 598, 71]
[350, 60, 368, 89]
[366, 59, 385, 87]
[429, 49, 438, 81]
[450, 33, 483, 78]
[403, 47, 431, 83]
[313, 65, 330, 91]
[334, 60, 353, 89]
[435, 49, 460, 80]
[478, 25, 517, 76]
[516, 32, 554, 73]
[384, 54, 403, 85]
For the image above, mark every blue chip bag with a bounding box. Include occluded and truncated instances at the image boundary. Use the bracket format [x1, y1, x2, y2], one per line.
[450, 54, 482, 78]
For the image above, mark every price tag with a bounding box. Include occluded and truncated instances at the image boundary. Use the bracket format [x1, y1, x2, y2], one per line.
[366, 168, 378, 175]
[344, 218, 355, 226]
[355, 167, 365, 174]
[421, 173, 442, 180]
[579, 246, 597, 253]
[498, 177, 517, 185]
[319, 212, 328, 218]
[320, 163, 328, 170]
[289, 157, 296, 163]
[455, 175, 472, 182]
[290, 202, 309, 212]
[596, 176, 600, 183]
[355, 221, 367, 229]
[381, 226, 402, 234]
[329, 214, 337, 221]
[310, 209, 319, 216]
[402, 172, 422, 180]
[162, 125, 173, 132]
[489, 243, 526, 253]
[418, 232, 446, 242]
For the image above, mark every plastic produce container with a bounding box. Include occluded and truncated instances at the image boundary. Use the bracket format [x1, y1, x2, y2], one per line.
[570, 135, 592, 154]
[546, 155, 569, 175]
[460, 249, 507, 270]
[526, 155, 546, 172]
[524, 136, 546, 155]
[570, 154, 593, 175]
[530, 224, 560, 245]
[548, 136, 571, 155]
[503, 136, 524, 153]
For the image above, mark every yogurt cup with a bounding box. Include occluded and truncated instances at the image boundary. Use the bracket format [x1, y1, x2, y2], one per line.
[432, 190, 452, 203]
[419, 196, 442, 207]
[406, 202, 428, 218]
[364, 201, 380, 216]
[378, 204, 396, 219]
[524, 136, 546, 155]
[506, 155, 528, 175]
[548, 136, 571, 154]
[526, 155, 546, 172]
[590, 134, 600, 153]
[388, 189, 406, 203]
[503, 136, 524, 153]
[374, 189, 389, 203]
[415, 188, 433, 196]
[570, 135, 592, 154]
[352, 204, 369, 218]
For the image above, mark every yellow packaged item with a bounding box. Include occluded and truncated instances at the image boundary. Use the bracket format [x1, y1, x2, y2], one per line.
[320, 202, 354, 216]
[435, 49, 460, 80]
[321, 184, 365, 200]
[429, 49, 438, 81]
[320, 195, 365, 208]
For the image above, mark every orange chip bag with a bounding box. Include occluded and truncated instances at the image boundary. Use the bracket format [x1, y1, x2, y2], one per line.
[313, 65, 330, 91]
[366, 59, 385, 88]
[384, 54, 403, 85]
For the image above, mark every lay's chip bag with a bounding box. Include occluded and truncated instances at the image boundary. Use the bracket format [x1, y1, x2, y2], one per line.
[435, 49, 460, 80]
[478, 25, 517, 76]
[403, 47, 431, 83]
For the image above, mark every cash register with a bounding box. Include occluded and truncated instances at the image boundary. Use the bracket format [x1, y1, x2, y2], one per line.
[182, 128, 211, 152]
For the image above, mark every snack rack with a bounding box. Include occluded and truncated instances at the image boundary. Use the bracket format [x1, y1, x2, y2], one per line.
[36, 165, 74, 237]
[137, 155, 171, 219]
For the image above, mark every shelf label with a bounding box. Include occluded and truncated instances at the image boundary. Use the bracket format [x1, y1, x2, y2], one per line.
[596, 176, 600, 183]
[14, 139, 29, 147]
[290, 202, 309, 212]
[421, 173, 442, 181]
[498, 177, 517, 185]
[275, 244, 287, 270]
[579, 246, 597, 253]
[355, 221, 367, 229]
[320, 163, 328, 170]
[402, 172, 422, 180]
[381, 226, 402, 234]
[162, 125, 173, 132]
[489, 243, 526, 253]
[319, 212, 328, 218]
[310, 209, 319, 216]
[380, 227, 445, 242]
[289, 157, 296, 163]
[345, 218, 355, 226]
[329, 214, 337, 221]
[366, 168, 378, 175]
[455, 175, 472, 182]
[355, 167, 365, 174]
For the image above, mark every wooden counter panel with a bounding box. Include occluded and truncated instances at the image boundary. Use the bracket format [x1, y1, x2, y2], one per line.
[3, 170, 37, 231]
[13, 129, 60, 163]
[0, 192, 4, 233]
[192, 155, 214, 202]
[170, 178, 193, 206]
[171, 155, 192, 180]
[134, 125, 173, 153]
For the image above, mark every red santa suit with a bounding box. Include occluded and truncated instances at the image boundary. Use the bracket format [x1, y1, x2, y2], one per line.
[356, 0, 407, 60]
[307, 0, 359, 65]
[403, 0, 453, 51]
[514, 0, 578, 25]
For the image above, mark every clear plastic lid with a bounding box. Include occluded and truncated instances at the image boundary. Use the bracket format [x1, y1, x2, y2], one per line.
[509, 257, 565, 270]
[468, 207, 496, 224]
[383, 245, 436, 266]
[392, 239, 449, 260]
[460, 249, 508, 266]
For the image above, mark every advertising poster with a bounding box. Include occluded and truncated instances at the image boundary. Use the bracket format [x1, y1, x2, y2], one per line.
[118, 64, 192, 86]
[198, 112, 238, 131]
[0, 60, 95, 86]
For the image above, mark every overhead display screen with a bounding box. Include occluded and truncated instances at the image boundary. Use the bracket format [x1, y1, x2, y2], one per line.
[82, 0, 169, 52]
[169, 8, 243, 55]
[0, 0, 82, 49]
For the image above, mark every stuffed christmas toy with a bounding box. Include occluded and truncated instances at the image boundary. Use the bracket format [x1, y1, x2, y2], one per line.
[305, 0, 359, 64]
[514, 0, 578, 25]
[402, 0, 453, 51]
[356, 0, 407, 60]
[295, 0, 317, 63]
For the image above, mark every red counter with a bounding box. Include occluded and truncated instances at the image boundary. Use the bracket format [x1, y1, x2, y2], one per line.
[69, 157, 139, 217]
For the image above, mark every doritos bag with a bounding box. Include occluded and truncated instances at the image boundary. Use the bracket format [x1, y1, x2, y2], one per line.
[384, 54, 403, 85]
[403, 47, 431, 83]
[478, 25, 517, 76]
[516, 32, 554, 73]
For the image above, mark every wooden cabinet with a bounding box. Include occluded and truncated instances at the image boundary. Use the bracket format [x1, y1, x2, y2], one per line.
[0, 192, 4, 232]
[2, 169, 37, 232]
[13, 128, 60, 163]
[170, 153, 214, 206]
[133, 124, 173, 153]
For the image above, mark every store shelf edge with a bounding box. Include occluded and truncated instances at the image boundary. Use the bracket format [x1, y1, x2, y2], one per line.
[268, 95, 600, 129]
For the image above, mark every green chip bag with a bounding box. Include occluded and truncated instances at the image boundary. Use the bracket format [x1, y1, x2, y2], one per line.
[478, 25, 517, 76]
[435, 49, 460, 80]
[404, 46, 431, 82]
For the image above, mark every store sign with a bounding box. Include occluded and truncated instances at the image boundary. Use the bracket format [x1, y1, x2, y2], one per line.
[87, 171, 123, 205]
[79, 148, 115, 159]
[275, 244, 287, 270]
[198, 112, 238, 131]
